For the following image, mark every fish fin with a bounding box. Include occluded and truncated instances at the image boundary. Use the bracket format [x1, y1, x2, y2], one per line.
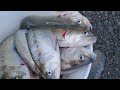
[21, 21, 37, 29]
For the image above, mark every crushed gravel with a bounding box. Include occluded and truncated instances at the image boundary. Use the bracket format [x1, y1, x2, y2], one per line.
[79, 11, 120, 79]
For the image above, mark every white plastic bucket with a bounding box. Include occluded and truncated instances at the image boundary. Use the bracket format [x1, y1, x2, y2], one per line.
[0, 11, 92, 79]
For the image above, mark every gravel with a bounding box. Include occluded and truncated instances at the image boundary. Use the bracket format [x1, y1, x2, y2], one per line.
[79, 11, 120, 79]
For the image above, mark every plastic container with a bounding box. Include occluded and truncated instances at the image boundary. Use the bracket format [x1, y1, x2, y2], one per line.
[0, 11, 92, 79]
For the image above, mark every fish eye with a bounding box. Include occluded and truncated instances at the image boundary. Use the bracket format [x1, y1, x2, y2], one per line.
[77, 20, 81, 24]
[46, 70, 52, 76]
[79, 55, 84, 61]
[83, 31, 88, 36]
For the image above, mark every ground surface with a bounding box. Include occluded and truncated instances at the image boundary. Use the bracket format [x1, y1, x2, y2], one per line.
[79, 11, 120, 79]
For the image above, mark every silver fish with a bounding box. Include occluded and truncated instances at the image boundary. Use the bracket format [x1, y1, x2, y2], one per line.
[0, 35, 31, 79]
[60, 47, 96, 75]
[14, 30, 40, 76]
[27, 28, 61, 79]
[20, 11, 92, 31]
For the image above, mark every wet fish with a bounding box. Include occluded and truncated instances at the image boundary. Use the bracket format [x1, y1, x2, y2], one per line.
[14, 30, 40, 76]
[20, 11, 96, 47]
[27, 28, 61, 79]
[60, 47, 96, 74]
[20, 11, 92, 31]
[0, 35, 33, 79]
[52, 29, 97, 47]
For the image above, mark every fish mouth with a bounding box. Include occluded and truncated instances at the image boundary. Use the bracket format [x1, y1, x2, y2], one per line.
[83, 44, 97, 62]
[77, 36, 97, 47]
[90, 54, 97, 62]
[89, 36, 97, 43]
[83, 16, 93, 31]
[85, 36, 97, 44]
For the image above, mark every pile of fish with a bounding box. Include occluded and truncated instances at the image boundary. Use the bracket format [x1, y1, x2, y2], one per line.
[0, 11, 97, 79]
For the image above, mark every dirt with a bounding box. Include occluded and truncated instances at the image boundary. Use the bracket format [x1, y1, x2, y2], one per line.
[79, 11, 120, 79]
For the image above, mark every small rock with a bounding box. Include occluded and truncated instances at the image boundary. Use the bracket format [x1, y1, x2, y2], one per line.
[97, 22, 102, 26]
[108, 26, 113, 32]
[108, 72, 110, 75]
[104, 20, 109, 25]
[114, 42, 118, 46]
[118, 22, 120, 25]
[83, 11, 85, 13]
[100, 11, 103, 13]
[112, 12, 115, 15]
[113, 47, 120, 54]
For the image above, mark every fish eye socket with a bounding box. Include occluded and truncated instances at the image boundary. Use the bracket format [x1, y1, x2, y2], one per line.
[80, 55, 84, 61]
[74, 19, 81, 24]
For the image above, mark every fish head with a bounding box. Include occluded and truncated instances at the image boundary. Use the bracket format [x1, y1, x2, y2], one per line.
[80, 15, 92, 31]
[78, 47, 97, 62]
[72, 30, 97, 47]
[0, 65, 30, 79]
[58, 11, 92, 31]
[70, 11, 92, 31]
[38, 52, 60, 79]
[78, 31, 97, 46]
[63, 30, 97, 47]
[60, 47, 96, 71]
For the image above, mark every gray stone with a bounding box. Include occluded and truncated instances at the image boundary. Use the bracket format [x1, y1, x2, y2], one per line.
[113, 47, 120, 54]
[88, 50, 105, 79]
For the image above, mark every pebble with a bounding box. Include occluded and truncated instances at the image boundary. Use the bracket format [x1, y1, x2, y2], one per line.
[108, 72, 110, 75]
[113, 47, 120, 54]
